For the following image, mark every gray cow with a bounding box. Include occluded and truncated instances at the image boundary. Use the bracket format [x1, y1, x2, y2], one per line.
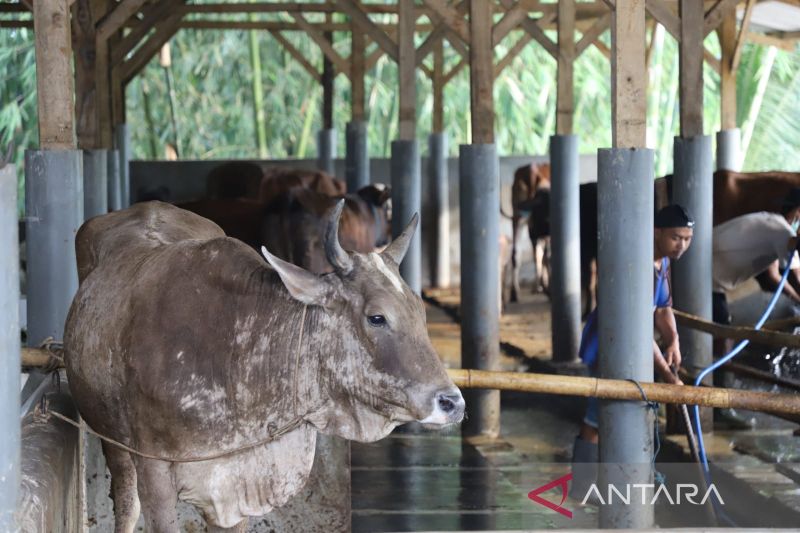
[64, 201, 464, 532]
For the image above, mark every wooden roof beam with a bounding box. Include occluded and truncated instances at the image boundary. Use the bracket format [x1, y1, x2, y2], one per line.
[270, 31, 321, 82]
[645, 0, 680, 40]
[703, 0, 738, 36]
[96, 0, 148, 42]
[576, 11, 611, 56]
[422, 0, 469, 45]
[290, 13, 350, 77]
[499, 0, 557, 58]
[120, 9, 183, 83]
[334, 0, 398, 61]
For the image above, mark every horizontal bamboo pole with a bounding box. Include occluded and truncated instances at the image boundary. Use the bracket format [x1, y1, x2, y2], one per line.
[673, 308, 800, 349]
[22, 348, 799, 417]
[447, 368, 800, 417]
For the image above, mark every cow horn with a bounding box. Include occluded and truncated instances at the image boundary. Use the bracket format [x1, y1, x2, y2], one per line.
[325, 200, 354, 274]
[382, 213, 419, 266]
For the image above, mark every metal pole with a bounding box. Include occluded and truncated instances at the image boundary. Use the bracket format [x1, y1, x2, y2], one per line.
[345, 121, 369, 192]
[25, 149, 83, 347]
[549, 135, 581, 363]
[459, 143, 501, 438]
[83, 150, 108, 220]
[716, 128, 741, 171]
[391, 140, 421, 293]
[597, 148, 655, 529]
[673, 135, 714, 412]
[428, 132, 450, 289]
[316, 129, 337, 175]
[0, 163, 20, 532]
[107, 149, 121, 211]
[115, 124, 130, 207]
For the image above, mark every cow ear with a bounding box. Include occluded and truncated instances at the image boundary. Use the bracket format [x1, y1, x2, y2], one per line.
[261, 246, 330, 305]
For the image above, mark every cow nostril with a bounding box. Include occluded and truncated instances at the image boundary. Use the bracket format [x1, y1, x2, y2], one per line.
[436, 392, 462, 414]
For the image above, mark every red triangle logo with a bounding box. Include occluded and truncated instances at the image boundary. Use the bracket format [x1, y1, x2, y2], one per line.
[528, 472, 573, 518]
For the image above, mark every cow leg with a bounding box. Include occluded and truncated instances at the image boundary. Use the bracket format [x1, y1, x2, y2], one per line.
[533, 238, 545, 293]
[541, 237, 551, 296]
[510, 216, 521, 302]
[102, 442, 141, 533]
[134, 458, 179, 533]
[208, 520, 248, 533]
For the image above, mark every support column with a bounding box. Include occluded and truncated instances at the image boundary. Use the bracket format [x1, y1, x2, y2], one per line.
[0, 164, 20, 532]
[428, 132, 449, 289]
[717, 10, 740, 171]
[391, 140, 421, 292]
[115, 124, 131, 207]
[317, 129, 337, 175]
[346, 20, 368, 191]
[83, 150, 108, 219]
[461, 0, 500, 438]
[675, 0, 713, 427]
[599, 2, 654, 528]
[107, 149, 122, 211]
[317, 24, 336, 175]
[549, 135, 581, 363]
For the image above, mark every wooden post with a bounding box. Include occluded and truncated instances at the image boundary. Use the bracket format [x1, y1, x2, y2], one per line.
[556, 0, 575, 135]
[350, 20, 365, 121]
[111, 66, 126, 128]
[469, 0, 493, 143]
[72, 0, 101, 149]
[432, 38, 444, 134]
[610, 0, 646, 148]
[679, 0, 704, 138]
[322, 23, 334, 130]
[95, 0, 114, 148]
[34, 0, 76, 149]
[398, 0, 416, 140]
[719, 10, 737, 131]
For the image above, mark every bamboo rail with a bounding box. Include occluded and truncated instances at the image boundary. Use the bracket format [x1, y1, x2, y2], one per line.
[21, 348, 799, 417]
[672, 309, 800, 349]
[447, 368, 800, 417]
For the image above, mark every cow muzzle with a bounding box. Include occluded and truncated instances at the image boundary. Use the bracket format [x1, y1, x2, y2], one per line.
[419, 387, 465, 426]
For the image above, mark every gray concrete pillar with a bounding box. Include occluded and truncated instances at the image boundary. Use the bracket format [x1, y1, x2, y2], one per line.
[549, 135, 581, 363]
[83, 150, 108, 220]
[115, 124, 130, 207]
[597, 148, 655, 529]
[716, 128, 741, 171]
[316, 129, 337, 176]
[427, 132, 450, 289]
[0, 164, 20, 532]
[459, 143, 500, 438]
[345, 121, 369, 192]
[25, 150, 82, 347]
[673, 135, 713, 416]
[107, 149, 121, 211]
[391, 140, 422, 293]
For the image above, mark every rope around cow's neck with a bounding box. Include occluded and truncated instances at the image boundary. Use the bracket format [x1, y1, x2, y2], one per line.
[38, 305, 310, 464]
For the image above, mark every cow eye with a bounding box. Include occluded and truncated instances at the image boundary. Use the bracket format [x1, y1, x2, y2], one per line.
[367, 315, 387, 327]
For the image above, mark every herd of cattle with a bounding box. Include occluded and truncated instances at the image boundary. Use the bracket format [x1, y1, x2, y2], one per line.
[510, 163, 800, 316]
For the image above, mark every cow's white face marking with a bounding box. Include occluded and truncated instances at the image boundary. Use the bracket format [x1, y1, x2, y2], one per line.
[370, 253, 402, 293]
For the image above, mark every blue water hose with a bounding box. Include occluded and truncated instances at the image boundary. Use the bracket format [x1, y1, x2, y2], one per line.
[692, 248, 795, 472]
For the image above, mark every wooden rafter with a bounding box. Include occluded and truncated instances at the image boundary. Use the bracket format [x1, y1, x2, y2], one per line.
[120, 9, 183, 83]
[645, 0, 679, 41]
[499, 0, 557, 58]
[96, 0, 148, 42]
[290, 13, 349, 76]
[270, 31, 321, 82]
[443, 58, 465, 84]
[704, 47, 720, 73]
[732, 0, 755, 71]
[492, 1, 529, 46]
[111, 0, 181, 66]
[494, 32, 532, 78]
[422, 0, 469, 45]
[576, 11, 611, 56]
[703, 0, 738, 37]
[334, 0, 398, 61]
[746, 30, 797, 51]
[416, 0, 466, 66]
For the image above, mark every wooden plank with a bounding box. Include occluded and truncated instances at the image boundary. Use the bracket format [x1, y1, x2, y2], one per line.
[0, 20, 33, 28]
[704, 47, 720, 73]
[96, 0, 148, 42]
[679, 0, 704, 138]
[432, 38, 444, 133]
[611, 0, 646, 148]
[718, 9, 736, 130]
[499, 0, 557, 58]
[645, 0, 680, 41]
[556, 0, 575, 135]
[493, 32, 532, 78]
[732, 0, 755, 71]
[443, 58, 466, 84]
[703, 0, 738, 37]
[593, 37, 611, 59]
[469, 0, 493, 143]
[291, 13, 350, 76]
[423, 0, 469, 44]
[351, 20, 365, 120]
[365, 44, 384, 72]
[271, 31, 321, 82]
[322, 17, 334, 129]
[416, 0, 466, 65]
[746, 30, 797, 52]
[576, 11, 610, 57]
[110, 64, 125, 125]
[120, 10, 184, 83]
[72, 0, 99, 149]
[492, 1, 528, 46]
[335, 0, 398, 61]
[645, 18, 657, 68]
[398, 0, 416, 140]
[111, 0, 180, 66]
[177, 20, 351, 32]
[0, 3, 30, 12]
[34, 0, 76, 149]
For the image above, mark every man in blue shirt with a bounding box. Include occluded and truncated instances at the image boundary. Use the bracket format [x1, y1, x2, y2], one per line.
[571, 204, 693, 496]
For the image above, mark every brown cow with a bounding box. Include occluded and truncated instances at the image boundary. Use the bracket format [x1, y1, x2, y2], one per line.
[258, 167, 346, 205]
[509, 162, 551, 302]
[261, 185, 392, 274]
[712, 170, 800, 225]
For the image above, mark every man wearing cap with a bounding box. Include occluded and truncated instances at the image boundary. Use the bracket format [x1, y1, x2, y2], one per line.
[570, 204, 693, 497]
[712, 189, 800, 330]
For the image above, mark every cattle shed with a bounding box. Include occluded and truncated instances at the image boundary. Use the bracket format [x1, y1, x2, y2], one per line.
[2, 0, 800, 531]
